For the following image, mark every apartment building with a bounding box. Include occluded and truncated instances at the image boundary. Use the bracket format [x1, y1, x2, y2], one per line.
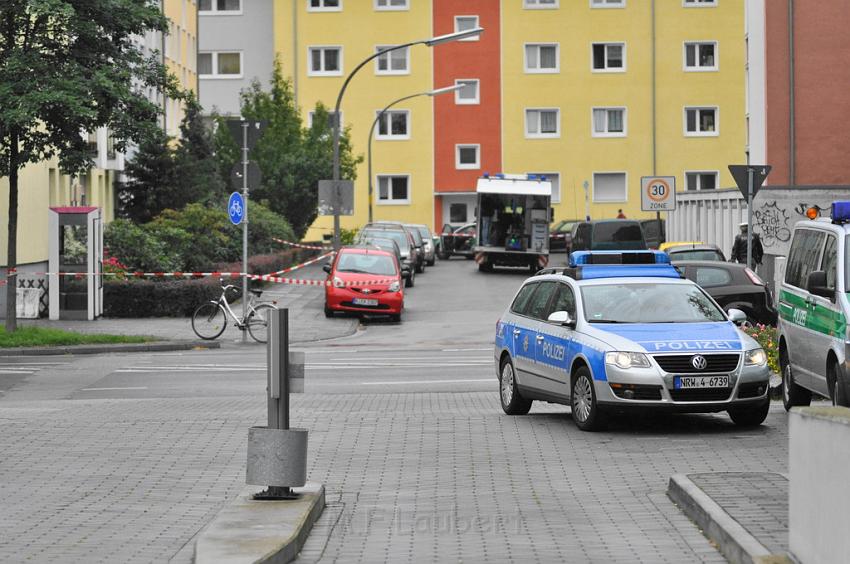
[271, 0, 748, 239]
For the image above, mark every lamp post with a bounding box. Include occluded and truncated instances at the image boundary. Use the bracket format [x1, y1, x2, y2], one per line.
[367, 85, 464, 224]
[330, 26, 484, 250]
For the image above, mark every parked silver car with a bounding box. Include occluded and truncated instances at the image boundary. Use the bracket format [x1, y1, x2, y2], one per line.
[408, 224, 436, 267]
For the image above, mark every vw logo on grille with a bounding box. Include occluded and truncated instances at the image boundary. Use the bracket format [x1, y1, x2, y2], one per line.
[691, 355, 708, 370]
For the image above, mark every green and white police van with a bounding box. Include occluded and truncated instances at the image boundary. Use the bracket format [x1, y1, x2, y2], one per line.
[778, 201, 850, 410]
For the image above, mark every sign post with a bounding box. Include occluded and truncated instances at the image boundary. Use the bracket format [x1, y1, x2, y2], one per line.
[729, 165, 771, 269]
[641, 177, 676, 244]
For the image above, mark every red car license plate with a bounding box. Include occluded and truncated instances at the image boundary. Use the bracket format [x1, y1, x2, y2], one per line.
[352, 298, 378, 306]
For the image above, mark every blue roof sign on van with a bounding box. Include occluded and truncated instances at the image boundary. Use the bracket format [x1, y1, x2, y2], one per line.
[569, 250, 670, 267]
[563, 251, 680, 280]
[832, 201, 850, 224]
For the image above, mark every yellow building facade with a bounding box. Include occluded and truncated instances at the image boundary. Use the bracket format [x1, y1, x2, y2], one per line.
[164, 0, 200, 136]
[274, 0, 747, 239]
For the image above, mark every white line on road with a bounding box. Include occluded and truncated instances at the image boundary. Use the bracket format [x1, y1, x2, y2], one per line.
[0, 370, 38, 374]
[361, 379, 492, 385]
[82, 387, 149, 391]
[441, 348, 492, 352]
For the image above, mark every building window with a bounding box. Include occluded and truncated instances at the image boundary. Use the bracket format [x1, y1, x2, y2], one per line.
[454, 16, 480, 40]
[375, 45, 409, 75]
[685, 107, 719, 136]
[375, 0, 408, 10]
[377, 175, 410, 204]
[199, 0, 241, 14]
[198, 51, 242, 78]
[524, 43, 559, 73]
[376, 110, 409, 140]
[525, 109, 560, 138]
[524, 0, 559, 8]
[455, 79, 479, 104]
[591, 0, 625, 7]
[307, 110, 342, 129]
[592, 43, 625, 71]
[592, 107, 626, 137]
[685, 171, 718, 190]
[684, 0, 717, 6]
[528, 172, 561, 203]
[308, 0, 341, 11]
[593, 172, 627, 202]
[456, 145, 480, 169]
[449, 203, 468, 223]
[684, 42, 717, 70]
[308, 46, 342, 76]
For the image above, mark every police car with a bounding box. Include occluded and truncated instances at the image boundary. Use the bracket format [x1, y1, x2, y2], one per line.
[494, 251, 771, 431]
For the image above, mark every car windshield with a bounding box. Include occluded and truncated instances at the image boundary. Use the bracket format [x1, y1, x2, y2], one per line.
[581, 283, 726, 324]
[670, 250, 724, 261]
[363, 238, 397, 254]
[336, 252, 397, 276]
[362, 229, 410, 252]
[415, 226, 430, 240]
[592, 223, 645, 249]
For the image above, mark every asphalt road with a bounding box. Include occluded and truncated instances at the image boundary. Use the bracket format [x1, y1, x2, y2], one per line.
[0, 258, 789, 563]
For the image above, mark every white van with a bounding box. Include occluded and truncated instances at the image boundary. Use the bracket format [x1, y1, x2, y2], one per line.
[777, 202, 850, 409]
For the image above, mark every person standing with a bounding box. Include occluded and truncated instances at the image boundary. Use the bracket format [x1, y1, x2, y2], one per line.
[616, 209, 626, 219]
[731, 222, 763, 266]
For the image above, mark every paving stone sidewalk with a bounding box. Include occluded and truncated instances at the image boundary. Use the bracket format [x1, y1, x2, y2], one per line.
[687, 472, 789, 555]
[18, 264, 358, 346]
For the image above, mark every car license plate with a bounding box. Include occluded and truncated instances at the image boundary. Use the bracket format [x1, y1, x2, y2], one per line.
[352, 298, 378, 306]
[674, 376, 730, 389]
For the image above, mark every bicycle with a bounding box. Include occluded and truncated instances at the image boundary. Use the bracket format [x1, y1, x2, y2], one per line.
[191, 282, 276, 343]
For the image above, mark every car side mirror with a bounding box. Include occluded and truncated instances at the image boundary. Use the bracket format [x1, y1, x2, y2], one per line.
[807, 270, 834, 300]
[322, 264, 331, 274]
[547, 310, 576, 328]
[726, 308, 747, 326]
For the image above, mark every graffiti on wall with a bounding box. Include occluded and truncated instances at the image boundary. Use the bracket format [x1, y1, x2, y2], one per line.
[793, 202, 828, 217]
[752, 201, 791, 247]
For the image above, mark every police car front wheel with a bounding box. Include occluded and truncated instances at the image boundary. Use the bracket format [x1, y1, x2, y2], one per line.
[499, 358, 532, 415]
[728, 398, 770, 427]
[571, 367, 607, 432]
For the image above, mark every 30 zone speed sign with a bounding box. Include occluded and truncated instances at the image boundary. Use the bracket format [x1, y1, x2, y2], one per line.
[640, 176, 676, 212]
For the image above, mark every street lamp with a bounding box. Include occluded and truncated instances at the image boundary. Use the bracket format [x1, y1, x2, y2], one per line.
[367, 84, 464, 224]
[330, 27, 484, 249]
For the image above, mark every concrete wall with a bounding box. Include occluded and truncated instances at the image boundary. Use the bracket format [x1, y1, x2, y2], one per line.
[789, 406, 850, 564]
[199, 0, 274, 117]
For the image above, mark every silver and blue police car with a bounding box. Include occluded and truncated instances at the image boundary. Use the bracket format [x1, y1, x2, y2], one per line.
[494, 251, 771, 431]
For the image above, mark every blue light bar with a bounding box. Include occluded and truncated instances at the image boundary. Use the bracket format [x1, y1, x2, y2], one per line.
[495, 173, 505, 179]
[832, 201, 850, 224]
[570, 250, 670, 267]
[578, 265, 682, 280]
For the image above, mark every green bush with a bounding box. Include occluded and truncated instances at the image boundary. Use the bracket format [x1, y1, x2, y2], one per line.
[743, 324, 780, 374]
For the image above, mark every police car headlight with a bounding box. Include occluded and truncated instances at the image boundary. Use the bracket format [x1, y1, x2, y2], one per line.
[745, 348, 767, 366]
[605, 352, 651, 369]
[388, 281, 400, 292]
[333, 276, 345, 288]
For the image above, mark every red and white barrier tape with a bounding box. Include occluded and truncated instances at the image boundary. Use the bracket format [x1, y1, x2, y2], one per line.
[273, 238, 332, 251]
[266, 251, 335, 276]
[248, 273, 398, 287]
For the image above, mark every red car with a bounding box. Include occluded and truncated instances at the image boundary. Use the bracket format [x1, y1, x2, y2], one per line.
[323, 247, 405, 321]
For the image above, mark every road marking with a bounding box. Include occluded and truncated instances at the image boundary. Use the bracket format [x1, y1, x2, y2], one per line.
[361, 379, 492, 385]
[441, 348, 492, 352]
[82, 387, 149, 391]
[0, 370, 39, 375]
[114, 367, 264, 373]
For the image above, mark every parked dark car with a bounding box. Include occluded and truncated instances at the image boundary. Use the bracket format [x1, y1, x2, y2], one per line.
[665, 243, 726, 262]
[357, 237, 403, 269]
[367, 222, 426, 273]
[676, 260, 778, 326]
[549, 219, 581, 252]
[358, 226, 418, 287]
[438, 222, 476, 259]
[568, 220, 648, 255]
[640, 218, 666, 249]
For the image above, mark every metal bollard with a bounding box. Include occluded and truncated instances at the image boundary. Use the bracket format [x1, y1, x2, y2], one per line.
[246, 308, 308, 500]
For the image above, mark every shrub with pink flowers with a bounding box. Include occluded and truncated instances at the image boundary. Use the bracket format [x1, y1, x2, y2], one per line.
[743, 323, 779, 374]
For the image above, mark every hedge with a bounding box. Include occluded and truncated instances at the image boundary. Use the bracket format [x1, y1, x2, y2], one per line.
[103, 248, 321, 318]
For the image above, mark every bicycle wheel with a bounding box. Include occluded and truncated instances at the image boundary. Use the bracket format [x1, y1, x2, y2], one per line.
[191, 302, 227, 340]
[247, 304, 276, 343]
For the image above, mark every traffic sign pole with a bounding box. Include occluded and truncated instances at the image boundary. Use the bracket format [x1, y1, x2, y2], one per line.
[747, 167, 754, 270]
[242, 122, 249, 343]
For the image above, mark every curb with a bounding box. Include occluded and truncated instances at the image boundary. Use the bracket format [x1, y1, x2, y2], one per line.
[0, 340, 221, 356]
[195, 482, 325, 564]
[667, 474, 791, 564]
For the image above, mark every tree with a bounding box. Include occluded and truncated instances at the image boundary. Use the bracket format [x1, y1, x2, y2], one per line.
[117, 95, 224, 222]
[0, 0, 178, 330]
[215, 60, 362, 238]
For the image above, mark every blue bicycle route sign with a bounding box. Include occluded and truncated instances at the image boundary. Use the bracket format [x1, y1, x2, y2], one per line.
[228, 192, 245, 225]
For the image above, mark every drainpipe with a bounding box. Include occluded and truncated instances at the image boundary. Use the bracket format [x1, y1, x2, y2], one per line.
[788, 0, 796, 186]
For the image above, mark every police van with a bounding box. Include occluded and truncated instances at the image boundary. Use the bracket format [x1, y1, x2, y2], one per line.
[778, 202, 850, 409]
[494, 251, 771, 431]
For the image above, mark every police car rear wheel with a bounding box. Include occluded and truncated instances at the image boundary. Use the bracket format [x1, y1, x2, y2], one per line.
[728, 398, 769, 427]
[571, 367, 607, 432]
[781, 349, 811, 411]
[499, 358, 532, 415]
